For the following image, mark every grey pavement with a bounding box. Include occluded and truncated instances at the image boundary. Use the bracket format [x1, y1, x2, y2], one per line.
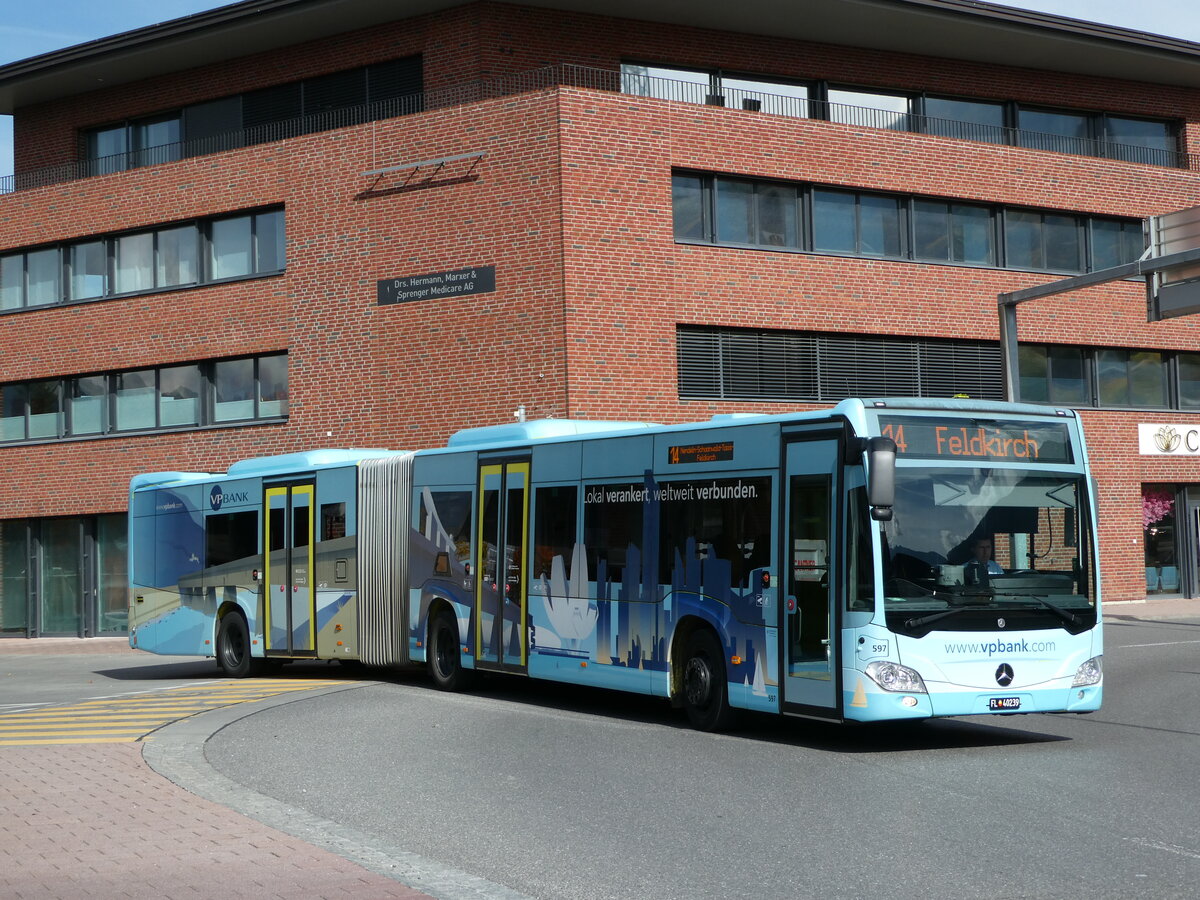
[0, 640, 437, 900]
[0, 593, 1195, 899]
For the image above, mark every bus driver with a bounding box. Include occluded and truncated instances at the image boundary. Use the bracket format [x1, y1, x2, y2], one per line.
[965, 536, 1004, 586]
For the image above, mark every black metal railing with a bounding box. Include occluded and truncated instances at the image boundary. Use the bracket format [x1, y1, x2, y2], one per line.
[618, 70, 1195, 170]
[1, 63, 1192, 194]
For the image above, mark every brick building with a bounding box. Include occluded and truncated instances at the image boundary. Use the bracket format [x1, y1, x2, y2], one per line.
[2, 0, 1199, 637]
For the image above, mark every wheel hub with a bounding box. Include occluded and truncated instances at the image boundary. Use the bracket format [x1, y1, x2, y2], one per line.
[685, 657, 711, 706]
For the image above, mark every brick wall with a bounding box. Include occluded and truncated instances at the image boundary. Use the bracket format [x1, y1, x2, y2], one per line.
[0, 89, 569, 517]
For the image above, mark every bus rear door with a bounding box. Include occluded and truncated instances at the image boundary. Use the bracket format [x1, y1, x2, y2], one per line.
[264, 482, 317, 658]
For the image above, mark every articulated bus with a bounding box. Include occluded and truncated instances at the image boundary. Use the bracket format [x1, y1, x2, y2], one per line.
[128, 398, 1102, 729]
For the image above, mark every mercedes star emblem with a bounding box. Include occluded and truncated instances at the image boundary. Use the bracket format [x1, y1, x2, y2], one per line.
[995, 663, 1015, 687]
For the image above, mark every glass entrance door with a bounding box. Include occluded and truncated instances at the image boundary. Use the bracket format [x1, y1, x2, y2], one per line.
[264, 483, 315, 656]
[475, 460, 529, 670]
[782, 437, 839, 712]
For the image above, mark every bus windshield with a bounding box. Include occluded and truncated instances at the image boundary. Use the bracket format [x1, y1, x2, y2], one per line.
[880, 466, 1096, 637]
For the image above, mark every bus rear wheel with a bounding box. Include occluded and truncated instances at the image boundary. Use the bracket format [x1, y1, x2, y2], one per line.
[216, 612, 257, 678]
[428, 607, 471, 691]
[682, 629, 736, 732]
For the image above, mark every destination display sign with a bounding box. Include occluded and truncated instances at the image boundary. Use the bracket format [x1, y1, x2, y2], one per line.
[877, 417, 1072, 463]
[377, 265, 496, 305]
[668, 441, 734, 464]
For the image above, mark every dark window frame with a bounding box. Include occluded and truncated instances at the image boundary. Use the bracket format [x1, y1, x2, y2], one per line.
[81, 56, 423, 175]
[675, 170, 1143, 275]
[0, 206, 284, 314]
[0, 353, 287, 445]
[1017, 343, 1189, 410]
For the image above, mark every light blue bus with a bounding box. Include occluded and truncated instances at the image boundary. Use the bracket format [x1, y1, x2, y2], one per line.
[128, 398, 1102, 729]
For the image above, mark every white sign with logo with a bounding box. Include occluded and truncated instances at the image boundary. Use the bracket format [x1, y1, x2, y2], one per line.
[1139, 423, 1200, 455]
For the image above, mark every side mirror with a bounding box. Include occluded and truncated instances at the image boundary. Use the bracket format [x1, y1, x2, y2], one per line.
[866, 436, 896, 521]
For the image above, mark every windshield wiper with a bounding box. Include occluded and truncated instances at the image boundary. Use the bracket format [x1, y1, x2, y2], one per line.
[1000, 593, 1082, 628]
[904, 606, 974, 629]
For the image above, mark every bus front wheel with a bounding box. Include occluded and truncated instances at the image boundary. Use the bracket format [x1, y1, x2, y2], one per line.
[682, 629, 736, 732]
[216, 612, 257, 678]
[428, 608, 471, 691]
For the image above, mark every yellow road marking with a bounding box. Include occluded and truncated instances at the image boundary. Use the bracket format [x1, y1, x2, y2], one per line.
[0, 677, 357, 746]
[0, 727, 150, 735]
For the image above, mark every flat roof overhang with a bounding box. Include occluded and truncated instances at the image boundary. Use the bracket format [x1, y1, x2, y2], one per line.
[4, 0, 1200, 112]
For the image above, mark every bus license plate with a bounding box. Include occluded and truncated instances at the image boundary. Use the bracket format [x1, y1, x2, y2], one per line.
[989, 697, 1021, 711]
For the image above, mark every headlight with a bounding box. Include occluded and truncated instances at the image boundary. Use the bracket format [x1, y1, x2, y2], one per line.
[1072, 656, 1102, 687]
[865, 660, 927, 693]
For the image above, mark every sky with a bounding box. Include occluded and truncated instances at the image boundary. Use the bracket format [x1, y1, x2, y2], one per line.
[2, 0, 1200, 178]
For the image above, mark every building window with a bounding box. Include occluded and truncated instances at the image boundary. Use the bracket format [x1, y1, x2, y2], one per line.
[622, 64, 1181, 168]
[1018, 345, 1088, 405]
[116, 233, 155, 294]
[676, 326, 1004, 402]
[828, 87, 911, 131]
[82, 57, 423, 175]
[213, 355, 289, 422]
[0, 207, 283, 313]
[0, 514, 127, 637]
[923, 96, 1007, 143]
[1096, 349, 1168, 408]
[1105, 116, 1177, 166]
[672, 174, 708, 241]
[621, 64, 718, 105]
[210, 216, 254, 280]
[1017, 344, 1192, 409]
[912, 200, 995, 264]
[1179, 353, 1200, 409]
[813, 189, 903, 257]
[69, 376, 106, 435]
[26, 249, 60, 306]
[0, 353, 286, 444]
[70, 241, 107, 300]
[1003, 210, 1082, 272]
[723, 76, 809, 116]
[677, 172, 1143, 274]
[1016, 107, 1092, 156]
[1090, 218, 1145, 270]
[0, 254, 21, 310]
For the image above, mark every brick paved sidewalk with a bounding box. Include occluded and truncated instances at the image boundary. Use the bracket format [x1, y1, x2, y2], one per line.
[0, 636, 134, 656]
[0, 743, 431, 900]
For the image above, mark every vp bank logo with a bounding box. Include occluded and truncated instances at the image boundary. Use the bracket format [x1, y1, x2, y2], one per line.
[209, 484, 250, 511]
[1155, 425, 1182, 453]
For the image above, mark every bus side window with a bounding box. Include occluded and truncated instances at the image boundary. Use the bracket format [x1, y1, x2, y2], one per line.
[534, 486, 577, 580]
[584, 483, 643, 587]
[321, 503, 346, 539]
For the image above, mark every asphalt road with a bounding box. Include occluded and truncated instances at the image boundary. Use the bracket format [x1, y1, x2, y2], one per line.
[196, 611, 1200, 900]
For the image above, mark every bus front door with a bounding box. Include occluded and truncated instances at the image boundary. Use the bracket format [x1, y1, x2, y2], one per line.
[264, 482, 316, 657]
[782, 435, 840, 717]
[475, 459, 530, 672]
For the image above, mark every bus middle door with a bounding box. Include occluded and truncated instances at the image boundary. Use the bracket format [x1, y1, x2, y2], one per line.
[474, 458, 530, 672]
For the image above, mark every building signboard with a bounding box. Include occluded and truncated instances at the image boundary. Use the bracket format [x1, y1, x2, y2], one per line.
[377, 266, 496, 305]
[1138, 423, 1200, 455]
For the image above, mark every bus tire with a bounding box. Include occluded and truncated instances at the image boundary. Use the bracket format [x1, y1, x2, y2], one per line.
[682, 629, 736, 732]
[216, 612, 257, 678]
[428, 607, 471, 691]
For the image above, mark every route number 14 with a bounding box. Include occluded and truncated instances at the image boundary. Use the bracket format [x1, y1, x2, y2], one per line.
[880, 423, 908, 454]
